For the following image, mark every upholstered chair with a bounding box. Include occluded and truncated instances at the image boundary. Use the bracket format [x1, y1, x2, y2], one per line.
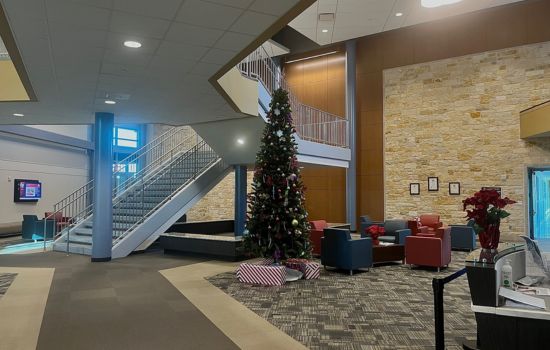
[309, 220, 328, 255]
[449, 220, 477, 251]
[321, 228, 372, 275]
[405, 226, 451, 271]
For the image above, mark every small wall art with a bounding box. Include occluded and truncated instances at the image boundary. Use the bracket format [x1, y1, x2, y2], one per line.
[428, 177, 439, 191]
[410, 183, 420, 195]
[449, 182, 461, 195]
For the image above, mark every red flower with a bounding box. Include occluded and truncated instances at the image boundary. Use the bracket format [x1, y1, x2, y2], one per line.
[366, 225, 384, 235]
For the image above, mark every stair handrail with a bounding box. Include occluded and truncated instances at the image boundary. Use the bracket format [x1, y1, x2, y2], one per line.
[111, 139, 221, 246]
[113, 131, 199, 197]
[45, 126, 199, 251]
[238, 45, 349, 148]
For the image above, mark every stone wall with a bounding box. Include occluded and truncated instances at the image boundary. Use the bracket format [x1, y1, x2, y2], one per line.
[186, 170, 253, 222]
[384, 42, 550, 238]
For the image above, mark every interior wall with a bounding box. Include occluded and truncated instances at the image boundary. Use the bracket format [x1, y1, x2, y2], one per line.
[186, 169, 253, 222]
[355, 0, 550, 222]
[283, 52, 347, 222]
[0, 128, 90, 224]
[384, 41, 550, 238]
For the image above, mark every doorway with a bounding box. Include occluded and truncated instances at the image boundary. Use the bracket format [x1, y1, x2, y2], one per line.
[529, 168, 550, 239]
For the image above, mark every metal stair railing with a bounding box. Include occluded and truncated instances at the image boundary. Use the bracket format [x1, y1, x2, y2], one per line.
[44, 126, 198, 252]
[113, 130, 198, 197]
[111, 139, 221, 246]
[238, 45, 349, 148]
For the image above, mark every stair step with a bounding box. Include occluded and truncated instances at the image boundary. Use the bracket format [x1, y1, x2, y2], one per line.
[53, 241, 92, 255]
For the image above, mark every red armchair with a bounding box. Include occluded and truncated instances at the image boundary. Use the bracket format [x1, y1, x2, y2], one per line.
[45, 212, 70, 231]
[405, 226, 451, 271]
[309, 220, 328, 256]
[417, 214, 443, 234]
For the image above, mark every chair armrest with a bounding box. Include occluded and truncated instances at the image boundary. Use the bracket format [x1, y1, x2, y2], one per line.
[449, 224, 469, 227]
[418, 233, 435, 237]
[395, 229, 411, 245]
[350, 237, 372, 266]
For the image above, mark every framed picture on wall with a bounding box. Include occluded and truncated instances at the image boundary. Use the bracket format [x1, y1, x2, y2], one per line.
[449, 182, 461, 195]
[482, 186, 502, 195]
[410, 183, 420, 195]
[428, 177, 439, 191]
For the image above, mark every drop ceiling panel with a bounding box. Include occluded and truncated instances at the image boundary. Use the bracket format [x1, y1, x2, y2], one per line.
[46, 0, 111, 30]
[230, 11, 277, 35]
[176, 0, 244, 30]
[290, 0, 526, 45]
[109, 12, 171, 39]
[156, 41, 209, 61]
[214, 31, 256, 51]
[0, 0, 302, 124]
[113, 0, 184, 20]
[250, 0, 300, 16]
[165, 22, 224, 46]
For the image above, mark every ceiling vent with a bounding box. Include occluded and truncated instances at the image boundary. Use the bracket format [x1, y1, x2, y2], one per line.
[318, 13, 335, 21]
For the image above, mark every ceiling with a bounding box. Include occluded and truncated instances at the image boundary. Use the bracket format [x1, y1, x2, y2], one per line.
[289, 0, 525, 45]
[0, 0, 303, 125]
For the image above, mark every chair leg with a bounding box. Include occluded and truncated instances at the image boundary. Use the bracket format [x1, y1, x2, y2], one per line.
[349, 270, 353, 276]
[437, 267, 440, 272]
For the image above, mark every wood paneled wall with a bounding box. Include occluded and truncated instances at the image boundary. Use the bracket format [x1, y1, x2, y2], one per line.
[284, 52, 347, 222]
[284, 0, 550, 224]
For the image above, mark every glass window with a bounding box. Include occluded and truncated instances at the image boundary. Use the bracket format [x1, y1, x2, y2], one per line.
[113, 127, 139, 148]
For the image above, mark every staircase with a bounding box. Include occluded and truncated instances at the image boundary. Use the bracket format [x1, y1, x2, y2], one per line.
[51, 128, 230, 257]
[238, 45, 349, 148]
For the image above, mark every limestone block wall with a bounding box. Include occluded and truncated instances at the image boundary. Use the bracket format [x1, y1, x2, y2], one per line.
[186, 170, 253, 222]
[384, 42, 550, 238]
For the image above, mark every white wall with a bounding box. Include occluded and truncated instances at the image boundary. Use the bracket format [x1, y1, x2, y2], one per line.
[0, 128, 90, 224]
[26, 124, 90, 141]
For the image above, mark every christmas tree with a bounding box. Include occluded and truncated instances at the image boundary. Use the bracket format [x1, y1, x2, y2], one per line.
[244, 88, 311, 261]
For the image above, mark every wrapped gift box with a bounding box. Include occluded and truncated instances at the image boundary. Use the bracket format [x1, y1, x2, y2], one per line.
[285, 259, 320, 280]
[237, 260, 286, 286]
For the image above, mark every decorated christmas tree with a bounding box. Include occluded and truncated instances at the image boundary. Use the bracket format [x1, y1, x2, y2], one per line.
[244, 88, 311, 261]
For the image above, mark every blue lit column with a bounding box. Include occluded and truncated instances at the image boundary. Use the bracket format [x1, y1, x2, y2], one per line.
[234, 165, 247, 236]
[346, 40, 357, 231]
[91, 112, 114, 262]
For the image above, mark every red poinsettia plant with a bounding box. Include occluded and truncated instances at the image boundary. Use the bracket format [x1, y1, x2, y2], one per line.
[462, 189, 516, 249]
[366, 225, 385, 245]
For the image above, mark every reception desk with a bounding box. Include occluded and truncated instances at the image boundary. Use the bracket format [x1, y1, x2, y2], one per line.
[465, 243, 550, 349]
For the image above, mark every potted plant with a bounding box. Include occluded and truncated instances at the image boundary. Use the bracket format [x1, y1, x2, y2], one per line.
[366, 225, 385, 246]
[462, 189, 516, 251]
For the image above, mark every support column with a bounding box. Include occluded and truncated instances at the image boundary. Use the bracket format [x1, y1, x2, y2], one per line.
[91, 112, 114, 262]
[234, 165, 247, 236]
[346, 40, 357, 231]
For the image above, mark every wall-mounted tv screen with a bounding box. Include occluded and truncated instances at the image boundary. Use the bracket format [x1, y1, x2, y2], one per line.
[14, 179, 42, 202]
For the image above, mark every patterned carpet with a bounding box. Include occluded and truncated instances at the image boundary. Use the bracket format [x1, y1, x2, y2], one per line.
[0, 273, 17, 299]
[208, 251, 476, 349]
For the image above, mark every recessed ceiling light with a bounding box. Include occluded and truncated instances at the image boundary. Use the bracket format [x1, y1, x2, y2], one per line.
[421, 0, 462, 8]
[105, 100, 116, 105]
[321, 29, 329, 33]
[123, 40, 142, 48]
[395, 12, 403, 17]
[236, 138, 245, 145]
[13, 113, 24, 117]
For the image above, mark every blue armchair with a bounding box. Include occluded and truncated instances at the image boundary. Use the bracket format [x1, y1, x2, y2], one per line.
[450, 220, 477, 251]
[22, 215, 55, 240]
[321, 228, 372, 275]
[359, 215, 384, 235]
[362, 219, 411, 245]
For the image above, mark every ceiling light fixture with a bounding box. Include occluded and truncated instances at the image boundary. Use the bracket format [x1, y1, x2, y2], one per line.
[105, 100, 116, 105]
[285, 51, 339, 64]
[421, 0, 463, 8]
[236, 138, 245, 145]
[123, 40, 142, 48]
[13, 113, 24, 117]
[321, 29, 329, 33]
[395, 12, 403, 17]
